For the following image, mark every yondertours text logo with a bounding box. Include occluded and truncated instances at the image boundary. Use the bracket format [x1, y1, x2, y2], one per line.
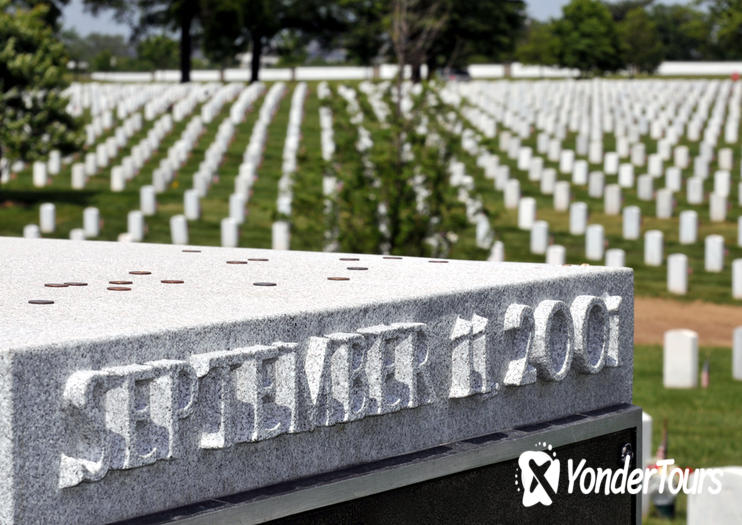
[515, 442, 724, 507]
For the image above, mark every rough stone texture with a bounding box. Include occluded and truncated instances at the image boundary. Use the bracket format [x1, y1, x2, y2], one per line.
[0, 237, 634, 524]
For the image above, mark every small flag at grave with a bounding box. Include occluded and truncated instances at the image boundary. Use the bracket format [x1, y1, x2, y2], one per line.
[701, 356, 710, 389]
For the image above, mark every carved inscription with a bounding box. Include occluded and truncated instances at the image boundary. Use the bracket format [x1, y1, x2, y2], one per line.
[59, 294, 625, 488]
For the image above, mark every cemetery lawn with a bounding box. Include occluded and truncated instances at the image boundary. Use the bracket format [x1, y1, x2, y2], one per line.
[633, 343, 742, 524]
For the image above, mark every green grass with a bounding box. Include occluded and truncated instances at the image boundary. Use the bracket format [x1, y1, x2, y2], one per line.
[3, 79, 742, 305]
[634, 344, 742, 523]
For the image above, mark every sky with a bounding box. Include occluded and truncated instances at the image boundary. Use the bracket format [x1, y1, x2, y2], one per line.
[62, 0, 687, 37]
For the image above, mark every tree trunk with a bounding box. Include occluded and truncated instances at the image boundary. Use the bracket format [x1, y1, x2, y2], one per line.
[179, 12, 193, 83]
[411, 62, 422, 83]
[425, 56, 436, 80]
[251, 34, 262, 84]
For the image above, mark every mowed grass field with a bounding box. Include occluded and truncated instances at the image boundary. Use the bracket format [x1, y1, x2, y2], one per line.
[635, 344, 742, 523]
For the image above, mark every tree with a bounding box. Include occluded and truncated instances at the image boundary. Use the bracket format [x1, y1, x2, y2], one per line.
[61, 29, 133, 70]
[650, 4, 712, 60]
[12, 0, 70, 28]
[515, 20, 559, 66]
[426, 0, 526, 74]
[0, 1, 82, 168]
[337, 0, 388, 66]
[137, 34, 179, 70]
[703, 0, 742, 60]
[618, 7, 664, 74]
[83, 0, 202, 82]
[553, 0, 624, 75]
[201, 0, 344, 83]
[604, 0, 654, 22]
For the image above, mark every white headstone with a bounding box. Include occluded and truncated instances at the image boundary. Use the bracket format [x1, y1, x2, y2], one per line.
[545, 244, 565, 265]
[170, 214, 189, 245]
[517, 197, 536, 230]
[569, 202, 588, 235]
[605, 248, 625, 267]
[517, 147, 532, 171]
[687, 467, 742, 525]
[559, 150, 574, 174]
[221, 217, 239, 247]
[504, 179, 520, 209]
[23, 224, 40, 239]
[733, 326, 742, 379]
[622, 206, 641, 240]
[528, 157, 543, 181]
[648, 153, 663, 177]
[553, 181, 570, 211]
[83, 207, 99, 238]
[704, 234, 724, 272]
[679, 210, 698, 245]
[709, 193, 727, 222]
[631, 142, 645, 166]
[673, 145, 689, 168]
[585, 224, 605, 261]
[229, 194, 246, 224]
[588, 140, 603, 164]
[48, 150, 61, 176]
[140, 185, 157, 216]
[604, 184, 621, 215]
[111, 166, 125, 192]
[603, 152, 619, 175]
[572, 159, 588, 185]
[84, 152, 96, 177]
[667, 253, 688, 295]
[69, 228, 85, 241]
[718, 147, 733, 171]
[71, 163, 86, 190]
[588, 171, 604, 198]
[733, 259, 742, 300]
[488, 240, 504, 262]
[618, 163, 634, 188]
[184, 189, 200, 220]
[663, 329, 698, 388]
[32, 162, 47, 188]
[540, 168, 556, 194]
[687, 177, 704, 205]
[637, 174, 653, 201]
[713, 170, 731, 197]
[39, 203, 55, 233]
[693, 156, 708, 179]
[656, 188, 674, 219]
[644, 230, 663, 266]
[664, 167, 681, 192]
[127, 210, 145, 242]
[530, 220, 549, 254]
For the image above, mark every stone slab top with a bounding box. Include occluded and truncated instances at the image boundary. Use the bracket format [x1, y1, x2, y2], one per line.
[0, 237, 629, 351]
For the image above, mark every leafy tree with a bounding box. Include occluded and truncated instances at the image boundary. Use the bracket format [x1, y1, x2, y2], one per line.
[702, 0, 742, 60]
[0, 0, 82, 168]
[137, 34, 179, 69]
[337, 0, 388, 65]
[618, 7, 663, 74]
[649, 4, 712, 60]
[604, 0, 654, 22]
[61, 29, 132, 69]
[515, 20, 559, 66]
[553, 0, 624, 75]
[201, 0, 344, 83]
[12, 0, 69, 28]
[426, 0, 526, 74]
[83, 0, 202, 82]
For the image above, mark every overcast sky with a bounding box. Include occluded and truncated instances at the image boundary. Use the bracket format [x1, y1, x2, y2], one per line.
[62, 0, 687, 37]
